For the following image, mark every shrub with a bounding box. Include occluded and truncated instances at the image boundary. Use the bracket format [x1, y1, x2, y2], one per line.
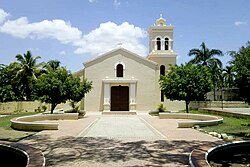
[41, 105, 47, 112]
[34, 107, 41, 112]
[157, 103, 166, 112]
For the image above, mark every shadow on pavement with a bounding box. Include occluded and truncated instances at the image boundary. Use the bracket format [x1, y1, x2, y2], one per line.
[20, 135, 209, 166]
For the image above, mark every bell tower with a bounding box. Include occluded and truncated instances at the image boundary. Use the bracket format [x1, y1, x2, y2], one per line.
[147, 15, 177, 72]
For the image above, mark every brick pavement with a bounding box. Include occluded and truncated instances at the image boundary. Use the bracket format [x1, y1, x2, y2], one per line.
[20, 112, 220, 166]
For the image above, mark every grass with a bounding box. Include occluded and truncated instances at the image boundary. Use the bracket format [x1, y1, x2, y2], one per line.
[151, 109, 250, 138]
[187, 110, 250, 138]
[0, 112, 40, 142]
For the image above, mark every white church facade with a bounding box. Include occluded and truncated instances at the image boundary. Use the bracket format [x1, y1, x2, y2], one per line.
[76, 16, 179, 112]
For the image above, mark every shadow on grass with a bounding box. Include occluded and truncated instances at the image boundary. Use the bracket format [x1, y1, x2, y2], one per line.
[20, 135, 209, 166]
[0, 127, 37, 142]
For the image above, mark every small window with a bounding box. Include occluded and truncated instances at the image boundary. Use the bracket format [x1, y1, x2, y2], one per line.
[160, 65, 165, 76]
[156, 37, 161, 50]
[165, 38, 169, 50]
[116, 64, 123, 77]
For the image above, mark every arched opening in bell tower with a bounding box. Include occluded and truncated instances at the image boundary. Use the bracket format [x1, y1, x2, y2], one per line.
[156, 37, 161, 50]
[164, 38, 169, 50]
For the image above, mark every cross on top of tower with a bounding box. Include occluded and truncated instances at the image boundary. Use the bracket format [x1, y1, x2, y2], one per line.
[117, 42, 123, 47]
[156, 14, 166, 26]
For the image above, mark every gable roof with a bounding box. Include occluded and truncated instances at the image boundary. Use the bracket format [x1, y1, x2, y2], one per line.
[84, 47, 157, 70]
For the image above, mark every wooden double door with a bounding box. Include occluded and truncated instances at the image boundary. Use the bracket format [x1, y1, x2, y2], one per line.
[111, 86, 129, 111]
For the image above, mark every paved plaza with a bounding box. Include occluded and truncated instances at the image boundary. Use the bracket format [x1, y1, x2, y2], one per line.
[20, 112, 219, 166]
[82, 116, 164, 140]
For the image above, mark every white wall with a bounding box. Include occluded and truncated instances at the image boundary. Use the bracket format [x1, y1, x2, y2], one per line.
[84, 50, 159, 111]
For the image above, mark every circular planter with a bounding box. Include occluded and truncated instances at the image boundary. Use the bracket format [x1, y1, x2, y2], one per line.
[0, 142, 45, 167]
[207, 140, 250, 167]
[189, 140, 250, 167]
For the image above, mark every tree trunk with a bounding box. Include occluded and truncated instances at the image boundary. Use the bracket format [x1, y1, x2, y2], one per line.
[185, 100, 189, 113]
[24, 80, 31, 100]
[26, 89, 31, 101]
[229, 88, 232, 100]
[213, 87, 216, 101]
[51, 103, 57, 114]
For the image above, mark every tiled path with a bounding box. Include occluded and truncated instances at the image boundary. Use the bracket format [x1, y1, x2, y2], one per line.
[82, 116, 164, 140]
[20, 112, 219, 167]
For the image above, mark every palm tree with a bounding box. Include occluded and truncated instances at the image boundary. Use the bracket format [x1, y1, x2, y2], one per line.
[40, 60, 61, 75]
[188, 42, 223, 67]
[46, 60, 61, 71]
[209, 59, 223, 101]
[14, 51, 41, 100]
[223, 66, 235, 88]
[223, 66, 236, 100]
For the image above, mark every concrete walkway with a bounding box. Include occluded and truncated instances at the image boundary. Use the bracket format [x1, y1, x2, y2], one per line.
[82, 116, 164, 140]
[20, 112, 219, 167]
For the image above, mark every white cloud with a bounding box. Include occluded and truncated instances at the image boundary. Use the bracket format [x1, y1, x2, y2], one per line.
[0, 17, 83, 44]
[75, 21, 147, 56]
[88, 0, 96, 3]
[0, 8, 10, 24]
[113, 0, 121, 8]
[0, 12, 147, 57]
[234, 21, 247, 27]
[59, 50, 66, 55]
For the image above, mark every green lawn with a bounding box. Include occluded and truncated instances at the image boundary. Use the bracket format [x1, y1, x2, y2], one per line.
[152, 110, 250, 138]
[0, 112, 40, 141]
[187, 110, 250, 138]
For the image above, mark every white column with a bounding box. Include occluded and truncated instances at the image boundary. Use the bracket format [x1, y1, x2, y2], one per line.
[170, 40, 173, 51]
[130, 82, 136, 111]
[161, 39, 164, 50]
[154, 40, 157, 50]
[103, 82, 110, 111]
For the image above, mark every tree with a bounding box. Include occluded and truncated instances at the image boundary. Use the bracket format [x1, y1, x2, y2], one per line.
[228, 42, 250, 104]
[188, 42, 223, 67]
[222, 66, 236, 100]
[0, 63, 26, 102]
[159, 64, 212, 113]
[0, 64, 16, 102]
[14, 51, 42, 100]
[46, 60, 61, 71]
[33, 67, 68, 113]
[223, 66, 235, 88]
[67, 76, 92, 112]
[208, 59, 223, 101]
[33, 67, 92, 113]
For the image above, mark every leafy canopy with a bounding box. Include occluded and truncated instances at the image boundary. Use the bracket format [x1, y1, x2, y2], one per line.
[14, 51, 42, 100]
[33, 67, 92, 113]
[229, 42, 250, 104]
[188, 42, 223, 67]
[0, 64, 16, 102]
[188, 42, 224, 101]
[0, 63, 26, 102]
[159, 64, 212, 113]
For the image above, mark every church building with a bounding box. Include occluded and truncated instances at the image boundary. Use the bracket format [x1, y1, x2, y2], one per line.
[76, 16, 177, 112]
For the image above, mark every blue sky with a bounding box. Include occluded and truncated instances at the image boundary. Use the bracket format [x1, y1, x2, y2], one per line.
[0, 0, 249, 72]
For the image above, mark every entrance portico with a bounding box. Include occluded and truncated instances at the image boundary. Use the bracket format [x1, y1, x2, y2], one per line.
[103, 78, 137, 112]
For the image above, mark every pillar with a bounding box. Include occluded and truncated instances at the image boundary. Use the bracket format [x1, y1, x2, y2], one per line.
[130, 82, 136, 111]
[103, 82, 110, 111]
